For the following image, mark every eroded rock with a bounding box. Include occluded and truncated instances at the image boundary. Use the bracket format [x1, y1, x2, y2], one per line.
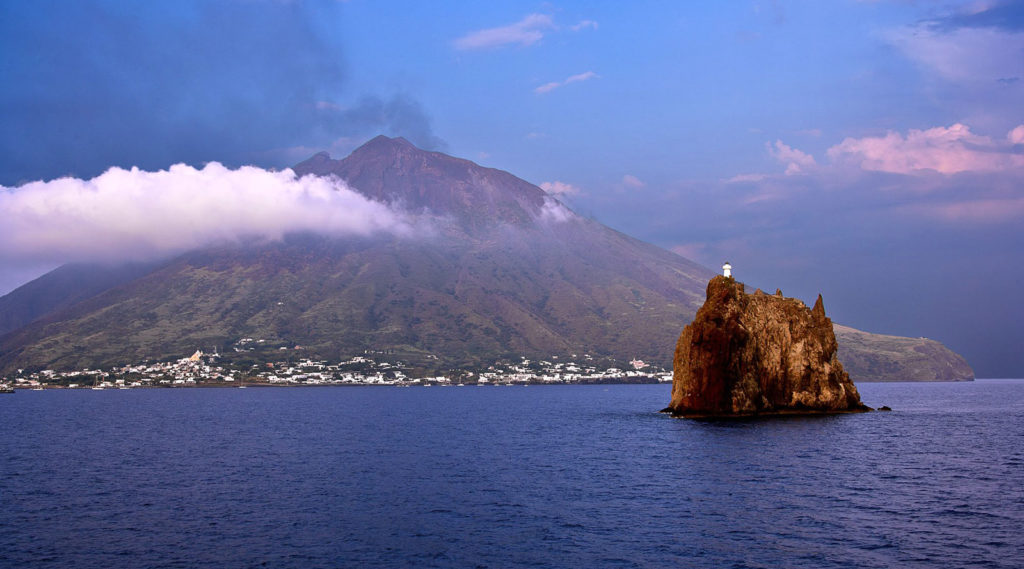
[665, 276, 870, 417]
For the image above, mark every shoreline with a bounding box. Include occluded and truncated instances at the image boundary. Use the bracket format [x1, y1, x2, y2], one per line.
[3, 378, 673, 391]
[8, 377, 1019, 393]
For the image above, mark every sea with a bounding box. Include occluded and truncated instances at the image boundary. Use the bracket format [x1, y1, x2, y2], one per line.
[2, 380, 1022, 569]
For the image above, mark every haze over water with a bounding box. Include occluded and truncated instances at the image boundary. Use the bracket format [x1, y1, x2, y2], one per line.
[3, 381, 1021, 568]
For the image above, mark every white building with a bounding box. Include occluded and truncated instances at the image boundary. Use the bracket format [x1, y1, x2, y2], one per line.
[722, 262, 732, 277]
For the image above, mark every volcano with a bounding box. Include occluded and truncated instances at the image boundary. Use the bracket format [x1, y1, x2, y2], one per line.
[0, 136, 973, 381]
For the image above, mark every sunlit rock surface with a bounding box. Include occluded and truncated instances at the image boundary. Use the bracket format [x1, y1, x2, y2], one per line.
[665, 276, 870, 418]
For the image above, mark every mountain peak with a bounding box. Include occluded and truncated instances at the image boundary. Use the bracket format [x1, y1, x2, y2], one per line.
[294, 136, 554, 230]
[346, 135, 425, 163]
[363, 134, 414, 149]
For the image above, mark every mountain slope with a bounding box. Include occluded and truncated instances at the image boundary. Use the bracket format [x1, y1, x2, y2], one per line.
[0, 262, 157, 336]
[0, 136, 972, 381]
[0, 224, 710, 372]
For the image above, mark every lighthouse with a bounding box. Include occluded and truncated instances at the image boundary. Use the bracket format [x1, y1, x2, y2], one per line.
[722, 262, 732, 278]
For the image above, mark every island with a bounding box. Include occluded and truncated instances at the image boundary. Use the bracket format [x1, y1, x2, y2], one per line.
[663, 274, 871, 418]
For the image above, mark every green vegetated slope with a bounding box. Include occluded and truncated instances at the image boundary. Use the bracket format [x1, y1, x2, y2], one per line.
[834, 324, 973, 381]
[0, 229, 707, 372]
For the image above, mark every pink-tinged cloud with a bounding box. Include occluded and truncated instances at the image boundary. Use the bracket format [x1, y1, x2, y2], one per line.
[714, 122, 1024, 226]
[534, 82, 562, 94]
[827, 123, 1024, 174]
[571, 20, 598, 32]
[622, 174, 645, 188]
[768, 140, 816, 174]
[454, 14, 554, 51]
[534, 71, 599, 94]
[1009, 125, 1024, 145]
[540, 181, 582, 196]
[724, 173, 769, 184]
[565, 71, 598, 84]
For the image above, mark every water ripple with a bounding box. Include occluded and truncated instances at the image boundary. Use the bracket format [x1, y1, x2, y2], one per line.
[1, 381, 1022, 568]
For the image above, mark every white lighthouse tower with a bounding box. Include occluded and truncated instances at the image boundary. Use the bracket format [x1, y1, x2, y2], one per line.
[722, 262, 732, 278]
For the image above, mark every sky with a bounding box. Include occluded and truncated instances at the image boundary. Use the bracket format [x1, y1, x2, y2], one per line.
[1, 0, 1022, 376]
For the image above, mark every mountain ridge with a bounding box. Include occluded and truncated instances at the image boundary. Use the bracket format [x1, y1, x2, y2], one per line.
[294, 135, 553, 232]
[0, 137, 973, 381]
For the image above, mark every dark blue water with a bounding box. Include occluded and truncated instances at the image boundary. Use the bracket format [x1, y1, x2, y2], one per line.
[2, 381, 1022, 568]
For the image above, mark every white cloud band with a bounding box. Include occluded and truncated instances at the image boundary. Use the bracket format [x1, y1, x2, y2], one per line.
[0, 163, 409, 264]
[827, 123, 1024, 174]
[454, 14, 554, 51]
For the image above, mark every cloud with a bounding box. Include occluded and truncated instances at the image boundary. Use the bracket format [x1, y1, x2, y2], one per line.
[534, 82, 563, 95]
[571, 20, 599, 32]
[622, 174, 646, 188]
[1009, 125, 1024, 144]
[255, 94, 449, 166]
[768, 140, 817, 174]
[315, 94, 448, 153]
[709, 123, 1024, 227]
[540, 181, 582, 196]
[601, 120, 1024, 377]
[827, 123, 1024, 174]
[927, 0, 1024, 33]
[888, 24, 1024, 84]
[260, 136, 365, 167]
[0, 1, 354, 185]
[725, 173, 770, 184]
[566, 72, 598, 84]
[454, 13, 555, 50]
[0, 3, 448, 185]
[534, 71, 600, 94]
[880, 2, 1024, 136]
[0, 163, 411, 265]
[538, 197, 576, 223]
[886, 2, 1024, 85]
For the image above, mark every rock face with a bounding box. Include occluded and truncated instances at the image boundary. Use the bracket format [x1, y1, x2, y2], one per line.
[666, 276, 870, 417]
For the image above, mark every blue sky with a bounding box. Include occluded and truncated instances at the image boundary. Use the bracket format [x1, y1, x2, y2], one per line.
[1, 0, 1023, 376]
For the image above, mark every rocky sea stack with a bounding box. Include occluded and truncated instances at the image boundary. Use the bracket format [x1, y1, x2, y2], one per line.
[665, 275, 871, 418]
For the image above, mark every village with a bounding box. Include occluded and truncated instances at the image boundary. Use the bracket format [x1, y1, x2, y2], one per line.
[1, 346, 671, 391]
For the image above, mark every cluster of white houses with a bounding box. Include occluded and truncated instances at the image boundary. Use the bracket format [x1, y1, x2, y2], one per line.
[4, 269, 748, 391]
[2, 351, 670, 390]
